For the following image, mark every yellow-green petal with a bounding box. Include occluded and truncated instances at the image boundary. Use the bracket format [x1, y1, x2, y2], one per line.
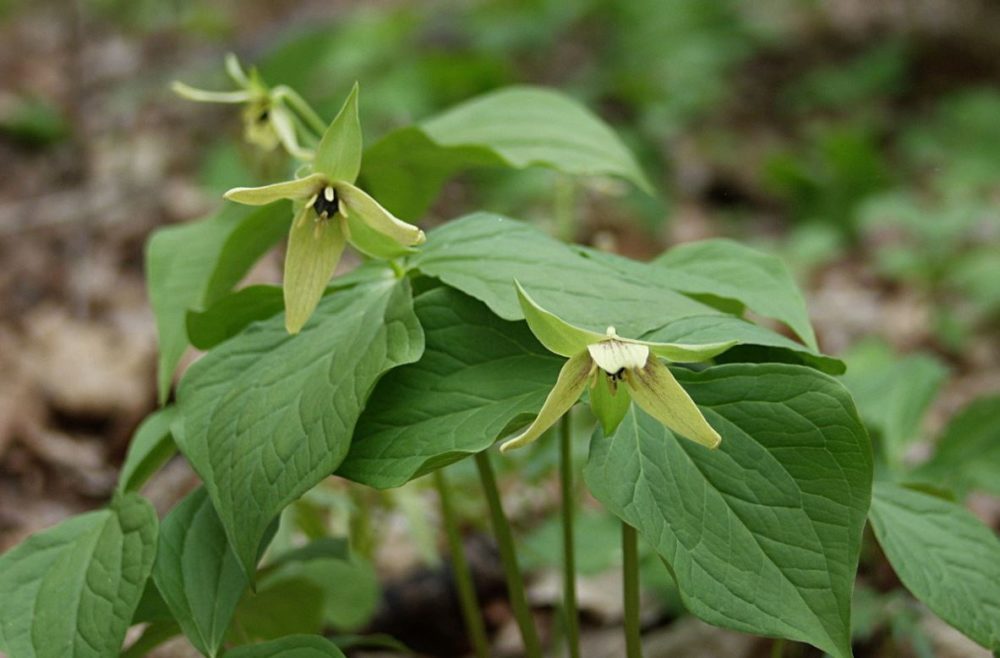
[590, 374, 631, 436]
[269, 105, 313, 161]
[646, 340, 737, 363]
[314, 82, 362, 184]
[171, 81, 252, 104]
[224, 173, 326, 206]
[283, 210, 346, 334]
[500, 351, 593, 453]
[587, 337, 649, 374]
[515, 281, 604, 357]
[625, 357, 721, 449]
[224, 53, 251, 87]
[338, 182, 425, 247]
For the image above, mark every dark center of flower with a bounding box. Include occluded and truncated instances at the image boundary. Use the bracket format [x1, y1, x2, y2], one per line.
[609, 368, 626, 382]
[312, 186, 339, 219]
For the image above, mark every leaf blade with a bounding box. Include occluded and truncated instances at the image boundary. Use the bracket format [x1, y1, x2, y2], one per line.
[175, 279, 424, 575]
[584, 364, 872, 658]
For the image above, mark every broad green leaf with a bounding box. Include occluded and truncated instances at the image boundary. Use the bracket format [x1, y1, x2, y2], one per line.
[868, 482, 1000, 650]
[146, 202, 290, 401]
[409, 214, 720, 338]
[651, 239, 818, 349]
[233, 579, 325, 642]
[121, 620, 181, 658]
[411, 215, 842, 372]
[118, 406, 177, 493]
[187, 285, 285, 350]
[314, 83, 361, 184]
[841, 340, 947, 466]
[363, 86, 652, 218]
[187, 264, 397, 351]
[234, 542, 377, 641]
[226, 635, 346, 658]
[912, 395, 1000, 496]
[337, 286, 563, 488]
[153, 488, 248, 657]
[175, 278, 423, 576]
[585, 364, 872, 658]
[0, 494, 158, 658]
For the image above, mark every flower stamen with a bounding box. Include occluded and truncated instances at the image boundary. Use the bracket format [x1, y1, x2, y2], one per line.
[312, 185, 339, 219]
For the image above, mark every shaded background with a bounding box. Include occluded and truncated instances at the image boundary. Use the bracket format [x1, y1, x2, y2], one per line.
[0, 0, 998, 656]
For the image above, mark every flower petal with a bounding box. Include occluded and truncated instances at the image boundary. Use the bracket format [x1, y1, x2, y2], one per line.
[224, 173, 326, 206]
[646, 340, 738, 363]
[224, 53, 251, 88]
[625, 357, 721, 449]
[283, 210, 346, 334]
[588, 339, 648, 374]
[314, 82, 362, 184]
[338, 182, 425, 247]
[515, 281, 604, 357]
[270, 105, 313, 161]
[590, 373, 631, 436]
[500, 352, 593, 453]
[171, 81, 252, 104]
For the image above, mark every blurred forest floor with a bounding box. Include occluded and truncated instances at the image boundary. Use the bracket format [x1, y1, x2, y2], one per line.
[0, 1, 998, 657]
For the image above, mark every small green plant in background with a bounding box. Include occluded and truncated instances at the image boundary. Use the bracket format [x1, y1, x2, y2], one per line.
[1, 48, 999, 658]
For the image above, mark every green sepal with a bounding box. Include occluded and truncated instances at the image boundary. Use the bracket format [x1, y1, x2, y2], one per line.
[225, 173, 325, 206]
[315, 83, 362, 184]
[344, 208, 417, 260]
[625, 359, 721, 449]
[516, 281, 735, 363]
[515, 281, 603, 357]
[590, 375, 631, 436]
[338, 182, 425, 247]
[500, 351, 592, 453]
[283, 209, 346, 334]
[171, 82, 252, 104]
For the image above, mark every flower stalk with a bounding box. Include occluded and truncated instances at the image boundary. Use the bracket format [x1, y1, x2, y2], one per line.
[475, 451, 542, 658]
[433, 469, 490, 658]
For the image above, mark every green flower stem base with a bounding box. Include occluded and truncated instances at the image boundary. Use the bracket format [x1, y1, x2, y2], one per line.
[623, 522, 643, 658]
[433, 469, 491, 658]
[560, 415, 582, 658]
[474, 451, 543, 658]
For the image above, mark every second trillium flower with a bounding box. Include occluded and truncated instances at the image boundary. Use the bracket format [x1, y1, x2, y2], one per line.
[500, 282, 736, 453]
[224, 84, 426, 334]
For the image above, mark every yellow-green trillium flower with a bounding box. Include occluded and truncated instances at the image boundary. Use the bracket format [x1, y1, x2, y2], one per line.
[500, 282, 737, 453]
[172, 54, 322, 159]
[224, 84, 426, 334]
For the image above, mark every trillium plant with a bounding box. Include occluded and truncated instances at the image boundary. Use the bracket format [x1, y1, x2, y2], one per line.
[3, 55, 1000, 658]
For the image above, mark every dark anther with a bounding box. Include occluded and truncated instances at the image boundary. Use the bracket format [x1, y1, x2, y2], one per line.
[312, 187, 339, 219]
[609, 368, 626, 382]
[257, 110, 269, 122]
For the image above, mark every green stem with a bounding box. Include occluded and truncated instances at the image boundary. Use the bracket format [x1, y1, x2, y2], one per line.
[622, 522, 643, 658]
[560, 415, 581, 658]
[554, 175, 576, 242]
[433, 469, 491, 658]
[771, 638, 785, 658]
[272, 85, 328, 137]
[475, 451, 543, 658]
